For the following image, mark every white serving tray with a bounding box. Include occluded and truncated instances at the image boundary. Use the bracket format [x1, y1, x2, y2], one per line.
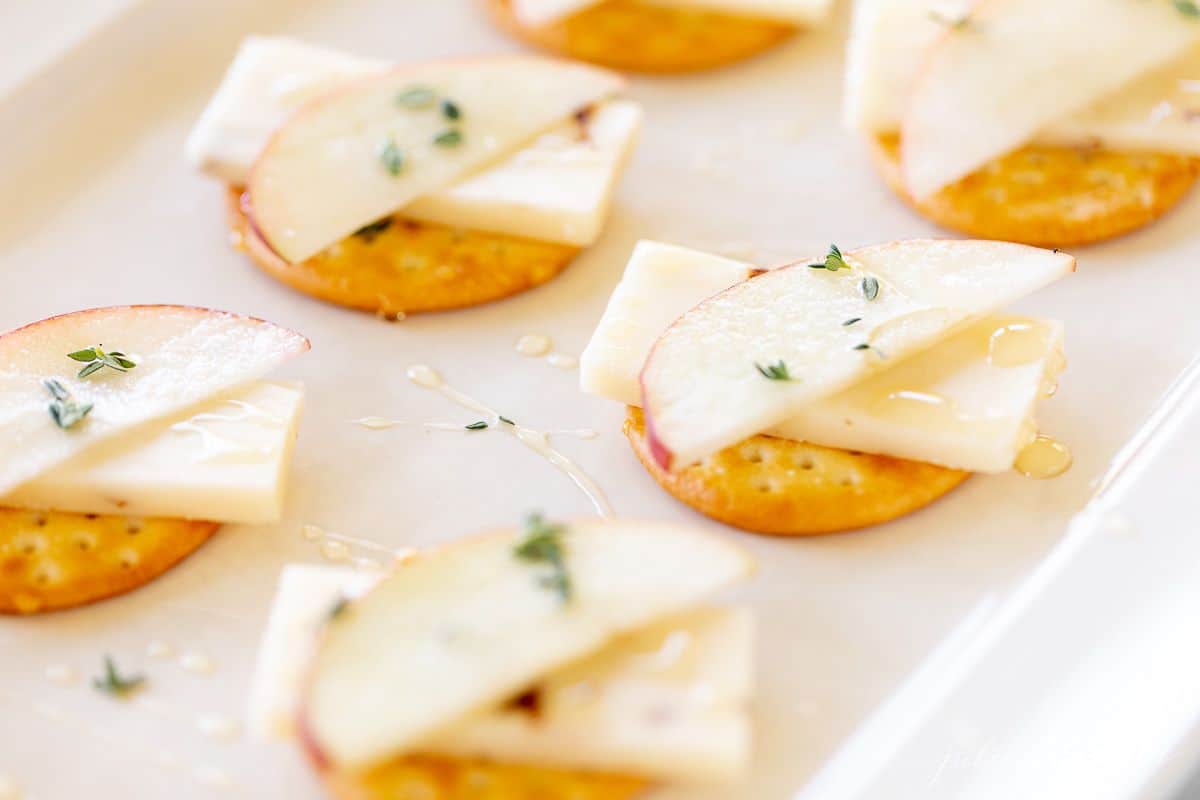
[1, 1, 1198, 798]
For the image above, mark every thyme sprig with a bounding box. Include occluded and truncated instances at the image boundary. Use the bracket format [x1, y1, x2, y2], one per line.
[755, 360, 796, 381]
[44, 378, 92, 430]
[67, 345, 136, 379]
[92, 656, 145, 698]
[513, 513, 571, 603]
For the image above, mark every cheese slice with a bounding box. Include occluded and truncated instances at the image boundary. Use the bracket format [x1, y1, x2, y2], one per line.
[845, 0, 1200, 156]
[580, 242, 1065, 472]
[185, 37, 387, 184]
[3, 382, 303, 525]
[187, 37, 639, 247]
[402, 100, 641, 247]
[249, 564, 752, 782]
[1040, 46, 1200, 156]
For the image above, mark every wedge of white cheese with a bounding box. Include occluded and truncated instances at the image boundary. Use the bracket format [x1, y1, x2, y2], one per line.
[1041, 46, 1200, 157]
[187, 37, 640, 247]
[845, 0, 1200, 156]
[3, 382, 303, 525]
[513, 0, 830, 25]
[250, 564, 752, 782]
[580, 241, 1064, 472]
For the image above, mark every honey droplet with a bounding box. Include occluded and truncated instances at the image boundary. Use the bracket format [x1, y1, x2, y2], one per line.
[1015, 435, 1073, 479]
[988, 321, 1051, 368]
[515, 334, 552, 358]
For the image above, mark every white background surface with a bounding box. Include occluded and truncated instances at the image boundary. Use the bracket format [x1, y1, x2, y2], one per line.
[1, 1, 1199, 798]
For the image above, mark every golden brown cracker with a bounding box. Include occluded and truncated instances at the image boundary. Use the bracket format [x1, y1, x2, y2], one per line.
[871, 134, 1200, 248]
[486, 0, 795, 74]
[228, 188, 580, 316]
[326, 755, 647, 800]
[624, 407, 970, 536]
[0, 508, 219, 615]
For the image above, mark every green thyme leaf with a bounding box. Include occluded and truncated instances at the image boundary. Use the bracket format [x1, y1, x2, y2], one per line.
[465, 420, 489, 430]
[441, 99, 461, 120]
[842, 317, 862, 326]
[395, 86, 437, 108]
[379, 138, 405, 176]
[92, 656, 144, 698]
[499, 416, 516, 426]
[861, 276, 880, 301]
[823, 244, 848, 272]
[754, 360, 795, 381]
[853, 343, 872, 351]
[434, 129, 463, 148]
[44, 378, 93, 430]
[513, 513, 571, 603]
[67, 348, 99, 362]
[1175, 0, 1200, 17]
[77, 361, 105, 379]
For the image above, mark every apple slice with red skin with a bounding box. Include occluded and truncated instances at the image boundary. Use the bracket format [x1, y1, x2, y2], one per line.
[640, 239, 1075, 471]
[297, 519, 753, 772]
[900, 0, 1200, 199]
[0, 305, 309, 495]
[247, 56, 625, 264]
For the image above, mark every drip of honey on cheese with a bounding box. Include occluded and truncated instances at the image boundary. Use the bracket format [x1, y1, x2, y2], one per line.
[987, 321, 1053, 368]
[1014, 435, 1073, 479]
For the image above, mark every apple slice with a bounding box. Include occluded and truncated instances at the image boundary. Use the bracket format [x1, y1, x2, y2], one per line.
[901, 0, 1200, 198]
[299, 519, 753, 770]
[640, 240, 1074, 470]
[248, 57, 624, 263]
[0, 305, 309, 496]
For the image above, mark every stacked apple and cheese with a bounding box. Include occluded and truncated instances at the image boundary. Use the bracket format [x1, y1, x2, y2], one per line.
[491, 0, 833, 74]
[187, 38, 641, 315]
[248, 517, 754, 798]
[846, 0, 1200, 245]
[0, 306, 308, 613]
[580, 240, 1074, 535]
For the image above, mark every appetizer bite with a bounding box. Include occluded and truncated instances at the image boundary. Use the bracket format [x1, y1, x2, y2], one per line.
[845, 0, 1200, 246]
[187, 38, 641, 317]
[580, 240, 1073, 535]
[248, 516, 754, 798]
[0, 306, 308, 613]
[488, 0, 832, 73]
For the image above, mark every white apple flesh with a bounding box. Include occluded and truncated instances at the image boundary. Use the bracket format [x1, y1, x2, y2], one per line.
[298, 519, 753, 770]
[248, 57, 625, 263]
[640, 240, 1074, 470]
[0, 305, 309, 496]
[901, 0, 1200, 198]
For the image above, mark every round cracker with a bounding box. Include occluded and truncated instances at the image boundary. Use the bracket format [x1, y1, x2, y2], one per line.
[624, 407, 970, 536]
[228, 189, 580, 316]
[871, 134, 1200, 248]
[486, 0, 795, 74]
[326, 755, 646, 800]
[0, 508, 219, 615]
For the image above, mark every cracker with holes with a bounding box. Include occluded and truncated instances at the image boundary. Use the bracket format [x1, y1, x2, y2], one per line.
[188, 38, 642, 315]
[845, 0, 1200, 246]
[486, 0, 831, 74]
[579, 240, 1073, 536]
[0, 306, 309, 613]
[246, 520, 755, 795]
